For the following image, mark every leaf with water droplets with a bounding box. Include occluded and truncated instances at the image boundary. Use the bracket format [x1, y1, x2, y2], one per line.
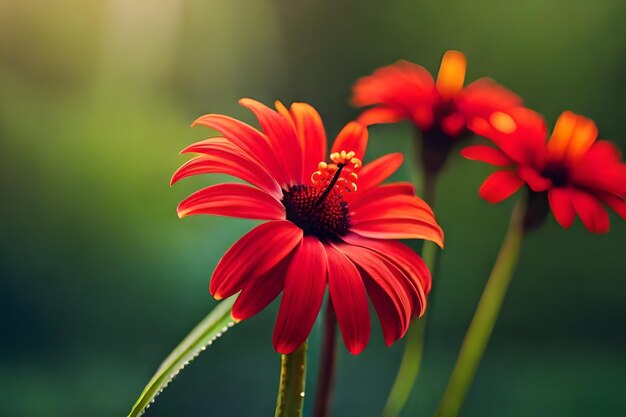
[127, 297, 237, 417]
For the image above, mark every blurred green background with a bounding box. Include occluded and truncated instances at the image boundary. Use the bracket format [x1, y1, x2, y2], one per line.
[1, 0, 625, 416]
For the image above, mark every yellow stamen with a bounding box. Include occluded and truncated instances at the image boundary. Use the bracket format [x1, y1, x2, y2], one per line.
[436, 50, 467, 99]
[311, 149, 362, 193]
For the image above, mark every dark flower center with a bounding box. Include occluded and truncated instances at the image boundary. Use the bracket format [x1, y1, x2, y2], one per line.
[541, 163, 569, 187]
[282, 184, 350, 239]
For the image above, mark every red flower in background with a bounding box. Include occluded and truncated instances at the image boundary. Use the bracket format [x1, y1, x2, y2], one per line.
[172, 99, 444, 354]
[352, 51, 522, 174]
[463, 108, 626, 233]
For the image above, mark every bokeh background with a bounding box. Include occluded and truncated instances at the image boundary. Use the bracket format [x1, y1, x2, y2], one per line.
[1, 1, 625, 416]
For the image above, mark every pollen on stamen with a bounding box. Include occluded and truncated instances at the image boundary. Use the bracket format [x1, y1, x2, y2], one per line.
[312, 150, 362, 193]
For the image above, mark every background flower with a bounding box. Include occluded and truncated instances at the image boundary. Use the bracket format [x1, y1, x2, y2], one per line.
[463, 108, 626, 233]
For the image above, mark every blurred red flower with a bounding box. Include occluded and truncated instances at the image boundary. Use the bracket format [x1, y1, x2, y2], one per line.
[172, 99, 444, 354]
[463, 108, 626, 233]
[352, 51, 522, 174]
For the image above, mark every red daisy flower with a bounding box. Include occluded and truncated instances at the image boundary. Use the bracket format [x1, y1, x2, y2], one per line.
[171, 99, 444, 354]
[352, 50, 522, 175]
[462, 108, 626, 233]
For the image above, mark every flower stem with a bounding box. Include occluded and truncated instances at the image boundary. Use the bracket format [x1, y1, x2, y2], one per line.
[435, 197, 527, 417]
[275, 342, 307, 417]
[313, 301, 338, 417]
[382, 170, 439, 417]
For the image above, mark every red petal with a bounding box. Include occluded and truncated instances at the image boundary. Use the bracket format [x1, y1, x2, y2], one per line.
[177, 183, 285, 220]
[342, 233, 431, 300]
[597, 191, 626, 220]
[548, 187, 576, 229]
[171, 151, 282, 199]
[571, 190, 610, 233]
[357, 153, 404, 193]
[352, 60, 436, 108]
[350, 182, 416, 209]
[357, 107, 404, 126]
[325, 245, 371, 355]
[210, 221, 303, 299]
[351, 218, 444, 248]
[336, 243, 413, 346]
[461, 145, 512, 166]
[331, 122, 368, 161]
[231, 254, 291, 321]
[239, 99, 303, 186]
[273, 237, 328, 354]
[468, 107, 547, 166]
[478, 170, 525, 203]
[287, 102, 327, 176]
[456, 77, 522, 120]
[573, 140, 626, 197]
[351, 194, 435, 223]
[191, 114, 286, 186]
[517, 166, 552, 192]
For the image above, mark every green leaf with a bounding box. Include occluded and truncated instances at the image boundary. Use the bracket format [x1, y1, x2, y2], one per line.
[127, 297, 237, 417]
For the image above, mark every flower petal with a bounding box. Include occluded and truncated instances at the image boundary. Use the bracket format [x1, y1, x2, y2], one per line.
[210, 221, 303, 300]
[289, 102, 327, 177]
[351, 218, 444, 248]
[336, 243, 413, 346]
[231, 254, 291, 321]
[517, 166, 552, 192]
[350, 182, 416, 209]
[461, 145, 513, 166]
[455, 77, 522, 121]
[357, 107, 405, 126]
[357, 153, 404, 193]
[325, 245, 370, 355]
[239, 98, 303, 185]
[468, 107, 547, 166]
[571, 189, 610, 233]
[177, 183, 285, 220]
[192, 114, 286, 185]
[342, 233, 431, 300]
[548, 187, 576, 229]
[478, 170, 525, 203]
[330, 122, 368, 161]
[436, 50, 467, 99]
[171, 149, 282, 199]
[597, 191, 626, 220]
[547, 111, 598, 163]
[273, 237, 328, 354]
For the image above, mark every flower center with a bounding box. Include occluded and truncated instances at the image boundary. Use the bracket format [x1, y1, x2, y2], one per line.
[541, 163, 569, 187]
[282, 150, 361, 240]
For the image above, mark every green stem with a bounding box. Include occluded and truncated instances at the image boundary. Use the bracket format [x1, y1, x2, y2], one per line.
[313, 302, 338, 417]
[275, 342, 307, 417]
[382, 171, 439, 417]
[435, 198, 527, 417]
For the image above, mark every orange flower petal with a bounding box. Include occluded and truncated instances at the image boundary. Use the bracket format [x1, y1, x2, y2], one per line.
[289, 102, 327, 177]
[330, 121, 368, 161]
[547, 111, 598, 163]
[357, 153, 404, 193]
[436, 50, 467, 99]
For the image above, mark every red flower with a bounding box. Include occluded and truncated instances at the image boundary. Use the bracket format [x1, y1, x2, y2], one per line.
[352, 51, 522, 174]
[172, 99, 444, 354]
[462, 108, 626, 233]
